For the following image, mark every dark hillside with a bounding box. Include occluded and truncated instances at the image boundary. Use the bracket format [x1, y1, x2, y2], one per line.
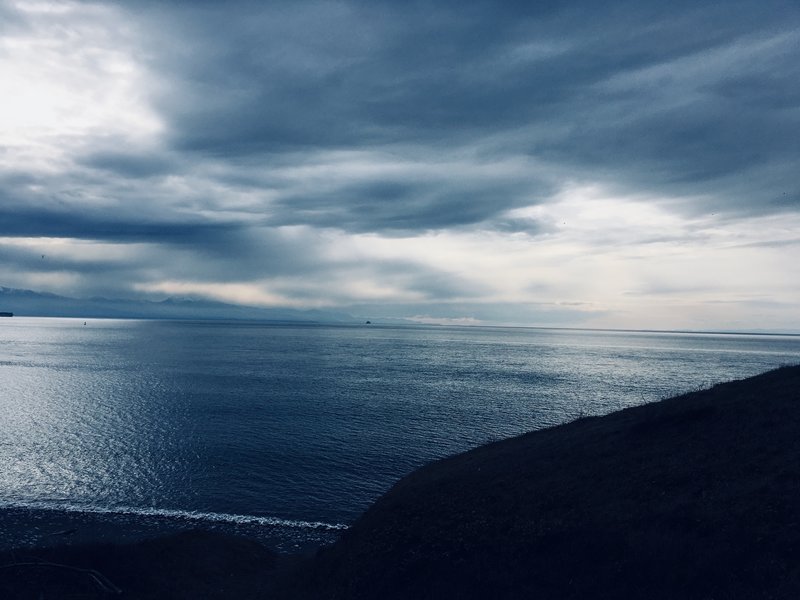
[0, 530, 281, 599]
[282, 365, 800, 599]
[2, 367, 798, 599]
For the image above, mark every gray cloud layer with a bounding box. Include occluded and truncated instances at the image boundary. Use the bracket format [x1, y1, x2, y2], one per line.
[1, 0, 799, 318]
[127, 0, 799, 224]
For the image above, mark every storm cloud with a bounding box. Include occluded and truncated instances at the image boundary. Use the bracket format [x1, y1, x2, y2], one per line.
[1, 0, 798, 329]
[132, 0, 800, 220]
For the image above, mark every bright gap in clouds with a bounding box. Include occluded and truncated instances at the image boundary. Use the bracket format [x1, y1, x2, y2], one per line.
[342, 187, 800, 330]
[0, 0, 161, 170]
[133, 281, 296, 308]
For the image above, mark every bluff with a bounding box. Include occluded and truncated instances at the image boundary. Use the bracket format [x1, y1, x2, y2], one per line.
[279, 365, 800, 599]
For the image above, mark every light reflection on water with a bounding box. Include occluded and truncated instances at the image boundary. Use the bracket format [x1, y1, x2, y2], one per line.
[1, 317, 799, 547]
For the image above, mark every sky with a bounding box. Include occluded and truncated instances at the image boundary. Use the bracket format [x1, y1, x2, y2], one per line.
[1, 0, 799, 331]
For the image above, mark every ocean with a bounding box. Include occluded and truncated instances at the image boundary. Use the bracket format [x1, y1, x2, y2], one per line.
[1, 318, 799, 552]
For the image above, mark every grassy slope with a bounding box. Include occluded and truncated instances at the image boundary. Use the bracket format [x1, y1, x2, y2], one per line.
[280, 365, 800, 599]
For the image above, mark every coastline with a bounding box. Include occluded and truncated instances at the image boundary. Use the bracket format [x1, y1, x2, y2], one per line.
[3, 365, 799, 598]
[0, 503, 340, 554]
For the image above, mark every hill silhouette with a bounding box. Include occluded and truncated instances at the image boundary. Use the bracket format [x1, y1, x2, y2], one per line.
[278, 365, 800, 599]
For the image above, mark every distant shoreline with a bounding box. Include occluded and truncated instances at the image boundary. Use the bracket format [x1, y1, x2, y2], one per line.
[3, 313, 799, 337]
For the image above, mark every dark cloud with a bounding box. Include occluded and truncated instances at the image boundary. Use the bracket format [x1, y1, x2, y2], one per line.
[110, 0, 798, 228]
[0, 204, 235, 245]
[271, 175, 551, 234]
[80, 150, 177, 179]
[530, 26, 800, 216]
[1, 0, 798, 323]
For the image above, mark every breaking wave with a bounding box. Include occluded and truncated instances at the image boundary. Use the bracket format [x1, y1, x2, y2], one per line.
[0, 500, 348, 532]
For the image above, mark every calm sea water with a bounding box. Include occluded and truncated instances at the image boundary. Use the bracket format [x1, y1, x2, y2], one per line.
[1, 318, 799, 551]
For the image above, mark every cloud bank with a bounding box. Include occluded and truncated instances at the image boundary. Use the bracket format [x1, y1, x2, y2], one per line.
[0, 0, 798, 329]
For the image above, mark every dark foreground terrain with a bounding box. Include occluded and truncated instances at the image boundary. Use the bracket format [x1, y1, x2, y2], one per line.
[2, 365, 799, 599]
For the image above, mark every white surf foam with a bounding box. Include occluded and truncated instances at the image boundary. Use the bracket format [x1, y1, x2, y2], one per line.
[0, 500, 348, 531]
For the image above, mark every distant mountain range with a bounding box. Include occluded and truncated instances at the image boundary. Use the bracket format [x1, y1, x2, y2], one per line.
[0, 286, 362, 323]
